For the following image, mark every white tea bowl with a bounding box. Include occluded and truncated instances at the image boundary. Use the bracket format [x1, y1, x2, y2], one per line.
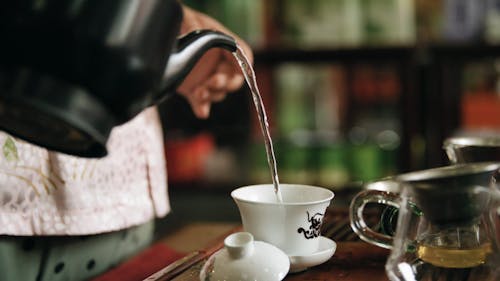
[231, 184, 334, 256]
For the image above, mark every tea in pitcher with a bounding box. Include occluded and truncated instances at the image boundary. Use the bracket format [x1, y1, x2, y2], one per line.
[417, 242, 492, 268]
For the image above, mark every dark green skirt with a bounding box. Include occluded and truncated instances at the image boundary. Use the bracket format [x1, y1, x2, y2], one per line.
[0, 221, 154, 281]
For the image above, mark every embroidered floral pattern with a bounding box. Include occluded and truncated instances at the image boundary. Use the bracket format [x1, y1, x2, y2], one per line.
[0, 107, 170, 235]
[3, 136, 18, 162]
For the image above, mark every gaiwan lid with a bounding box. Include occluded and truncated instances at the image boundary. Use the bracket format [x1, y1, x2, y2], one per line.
[200, 232, 290, 281]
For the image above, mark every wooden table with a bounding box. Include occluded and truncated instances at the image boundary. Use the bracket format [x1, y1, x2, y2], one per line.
[146, 207, 390, 281]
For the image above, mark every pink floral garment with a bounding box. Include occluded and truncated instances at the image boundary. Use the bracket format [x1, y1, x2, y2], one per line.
[0, 107, 169, 235]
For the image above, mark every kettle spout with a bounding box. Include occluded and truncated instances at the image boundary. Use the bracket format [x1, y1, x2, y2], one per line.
[159, 30, 237, 101]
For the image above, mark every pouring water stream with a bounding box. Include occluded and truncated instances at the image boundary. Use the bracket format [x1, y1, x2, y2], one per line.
[233, 46, 283, 203]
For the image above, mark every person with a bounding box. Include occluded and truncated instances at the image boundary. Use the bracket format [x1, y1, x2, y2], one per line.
[0, 3, 253, 281]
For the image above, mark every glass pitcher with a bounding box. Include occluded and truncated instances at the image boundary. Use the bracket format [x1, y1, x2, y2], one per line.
[350, 162, 500, 281]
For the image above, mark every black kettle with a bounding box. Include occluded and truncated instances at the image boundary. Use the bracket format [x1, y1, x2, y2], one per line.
[0, 0, 237, 157]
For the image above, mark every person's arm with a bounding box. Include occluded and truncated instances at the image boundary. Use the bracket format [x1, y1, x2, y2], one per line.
[176, 5, 254, 119]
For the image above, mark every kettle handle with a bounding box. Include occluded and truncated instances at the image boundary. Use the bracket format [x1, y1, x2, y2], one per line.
[156, 29, 237, 104]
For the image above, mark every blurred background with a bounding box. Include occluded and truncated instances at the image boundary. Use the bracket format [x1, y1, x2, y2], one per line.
[157, 0, 500, 226]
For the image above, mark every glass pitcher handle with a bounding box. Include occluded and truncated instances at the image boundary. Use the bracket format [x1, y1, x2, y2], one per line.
[349, 189, 400, 249]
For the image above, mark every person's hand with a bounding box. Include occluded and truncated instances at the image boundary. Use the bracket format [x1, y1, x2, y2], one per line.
[176, 5, 254, 119]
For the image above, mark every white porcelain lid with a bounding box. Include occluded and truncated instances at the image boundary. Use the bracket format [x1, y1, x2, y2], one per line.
[200, 232, 290, 281]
